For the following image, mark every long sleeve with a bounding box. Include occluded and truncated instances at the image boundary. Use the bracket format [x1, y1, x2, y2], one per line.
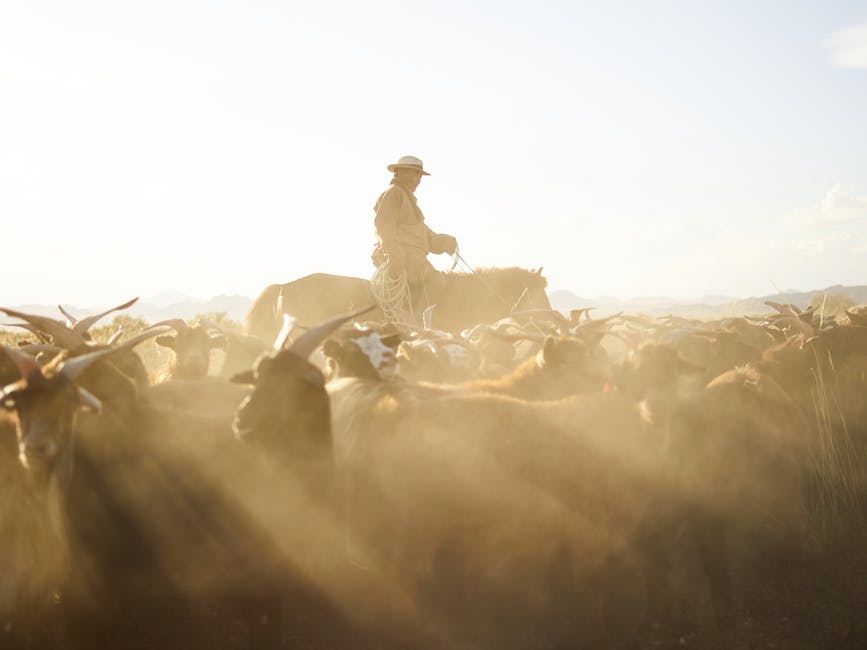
[426, 226, 448, 254]
[426, 227, 456, 255]
[374, 187, 403, 255]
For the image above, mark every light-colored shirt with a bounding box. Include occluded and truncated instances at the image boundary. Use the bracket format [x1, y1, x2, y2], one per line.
[374, 180, 452, 282]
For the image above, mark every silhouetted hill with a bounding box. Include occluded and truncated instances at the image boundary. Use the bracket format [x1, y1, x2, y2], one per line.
[127, 294, 251, 322]
[3, 294, 252, 327]
[549, 284, 867, 318]
[5, 284, 866, 330]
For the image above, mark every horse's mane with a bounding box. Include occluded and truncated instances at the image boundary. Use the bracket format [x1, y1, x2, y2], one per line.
[444, 266, 548, 288]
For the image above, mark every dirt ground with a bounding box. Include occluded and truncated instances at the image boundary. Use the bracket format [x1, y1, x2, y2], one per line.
[607, 530, 867, 650]
[144, 537, 867, 650]
[3, 529, 866, 649]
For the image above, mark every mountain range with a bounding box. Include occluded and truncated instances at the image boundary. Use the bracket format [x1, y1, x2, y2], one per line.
[5, 294, 253, 326]
[548, 284, 867, 318]
[4, 284, 865, 329]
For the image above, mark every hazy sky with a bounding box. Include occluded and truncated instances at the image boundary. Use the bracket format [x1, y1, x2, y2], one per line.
[2, 1, 866, 306]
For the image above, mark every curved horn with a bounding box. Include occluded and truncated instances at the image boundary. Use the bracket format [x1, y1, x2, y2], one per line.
[460, 324, 493, 342]
[60, 326, 171, 382]
[0, 308, 84, 349]
[76, 386, 103, 413]
[57, 304, 77, 326]
[422, 305, 436, 331]
[273, 313, 298, 351]
[115, 326, 172, 350]
[59, 348, 128, 383]
[772, 316, 814, 338]
[764, 300, 788, 314]
[569, 308, 596, 324]
[71, 297, 139, 335]
[575, 312, 623, 331]
[3, 322, 48, 342]
[148, 318, 190, 332]
[287, 304, 377, 358]
[275, 288, 285, 320]
[17, 344, 64, 358]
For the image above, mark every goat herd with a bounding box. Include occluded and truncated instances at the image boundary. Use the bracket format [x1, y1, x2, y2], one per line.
[1, 285, 867, 649]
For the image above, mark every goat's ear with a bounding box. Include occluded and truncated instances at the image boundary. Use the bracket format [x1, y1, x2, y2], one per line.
[322, 340, 342, 360]
[156, 335, 176, 350]
[208, 334, 227, 349]
[230, 369, 256, 385]
[382, 333, 403, 350]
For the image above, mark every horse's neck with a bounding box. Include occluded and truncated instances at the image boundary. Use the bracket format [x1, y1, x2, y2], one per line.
[445, 274, 493, 308]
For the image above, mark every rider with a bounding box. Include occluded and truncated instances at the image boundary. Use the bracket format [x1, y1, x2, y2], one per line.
[372, 155, 457, 316]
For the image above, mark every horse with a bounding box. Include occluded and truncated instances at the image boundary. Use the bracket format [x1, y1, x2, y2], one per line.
[245, 267, 551, 342]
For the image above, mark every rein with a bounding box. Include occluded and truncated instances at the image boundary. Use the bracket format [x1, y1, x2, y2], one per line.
[451, 251, 525, 314]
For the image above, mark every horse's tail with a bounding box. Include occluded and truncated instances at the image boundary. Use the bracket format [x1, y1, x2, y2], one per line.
[245, 283, 283, 343]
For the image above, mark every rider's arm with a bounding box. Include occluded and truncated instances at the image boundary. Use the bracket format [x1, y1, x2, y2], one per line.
[426, 228, 457, 255]
[374, 187, 403, 257]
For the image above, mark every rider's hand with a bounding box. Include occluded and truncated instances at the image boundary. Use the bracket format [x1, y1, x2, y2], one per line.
[442, 235, 457, 255]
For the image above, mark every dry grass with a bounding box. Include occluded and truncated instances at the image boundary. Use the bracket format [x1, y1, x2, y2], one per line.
[806, 348, 867, 543]
[1, 312, 244, 382]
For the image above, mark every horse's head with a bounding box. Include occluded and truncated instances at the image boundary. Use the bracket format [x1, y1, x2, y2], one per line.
[436, 266, 551, 332]
[511, 266, 551, 311]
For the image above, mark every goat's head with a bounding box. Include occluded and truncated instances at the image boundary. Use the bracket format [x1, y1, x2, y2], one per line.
[231, 305, 376, 460]
[0, 328, 169, 487]
[323, 325, 401, 380]
[154, 319, 226, 379]
[1, 346, 103, 487]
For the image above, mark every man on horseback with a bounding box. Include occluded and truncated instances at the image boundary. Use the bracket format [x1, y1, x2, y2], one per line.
[371, 155, 458, 322]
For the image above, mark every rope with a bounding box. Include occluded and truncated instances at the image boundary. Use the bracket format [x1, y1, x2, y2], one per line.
[452, 251, 519, 313]
[371, 248, 525, 324]
[449, 243, 461, 271]
[370, 262, 415, 324]
[454, 250, 475, 274]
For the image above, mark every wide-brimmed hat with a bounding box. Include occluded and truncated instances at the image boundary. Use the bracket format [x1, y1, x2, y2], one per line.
[387, 155, 430, 176]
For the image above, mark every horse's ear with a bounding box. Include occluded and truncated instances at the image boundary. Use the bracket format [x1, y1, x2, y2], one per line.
[535, 266, 544, 276]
